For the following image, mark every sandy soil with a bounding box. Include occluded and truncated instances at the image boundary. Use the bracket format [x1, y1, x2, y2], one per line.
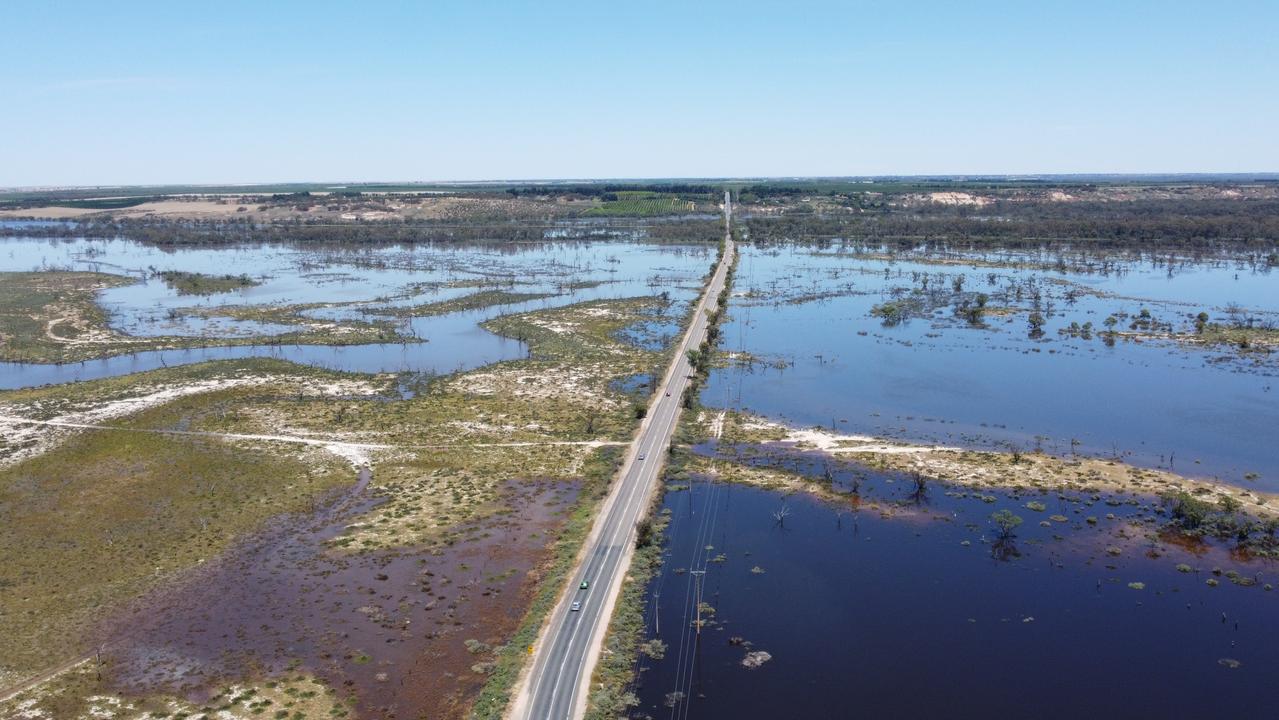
[720, 414, 1279, 519]
[922, 191, 990, 207]
[0, 375, 383, 469]
[448, 362, 623, 410]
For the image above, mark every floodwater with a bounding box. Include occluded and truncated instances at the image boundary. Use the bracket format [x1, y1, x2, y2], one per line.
[636, 474, 1279, 719]
[706, 244, 1279, 487]
[634, 243, 1279, 719]
[0, 236, 711, 388]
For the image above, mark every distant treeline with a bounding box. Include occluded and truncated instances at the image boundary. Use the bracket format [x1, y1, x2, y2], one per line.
[0, 217, 724, 246]
[505, 183, 717, 198]
[746, 199, 1279, 250]
[269, 191, 364, 200]
[45, 196, 156, 210]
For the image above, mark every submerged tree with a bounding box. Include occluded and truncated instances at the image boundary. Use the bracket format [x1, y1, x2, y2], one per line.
[991, 509, 1023, 539]
[908, 472, 930, 505]
[771, 503, 791, 527]
[1027, 311, 1046, 338]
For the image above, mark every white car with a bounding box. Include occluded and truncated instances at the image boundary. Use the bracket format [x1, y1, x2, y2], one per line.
[570, 601, 582, 612]
[638, 453, 646, 461]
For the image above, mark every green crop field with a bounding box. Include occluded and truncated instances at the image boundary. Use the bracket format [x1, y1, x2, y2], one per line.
[583, 191, 698, 217]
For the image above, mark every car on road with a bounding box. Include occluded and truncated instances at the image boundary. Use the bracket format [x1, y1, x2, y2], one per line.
[664, 390, 670, 397]
[570, 601, 582, 612]
[579, 580, 589, 590]
[638, 453, 646, 461]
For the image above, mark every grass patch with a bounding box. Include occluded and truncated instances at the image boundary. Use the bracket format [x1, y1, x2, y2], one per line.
[370, 289, 557, 318]
[0, 271, 134, 362]
[1195, 323, 1279, 352]
[157, 270, 259, 295]
[0, 403, 352, 678]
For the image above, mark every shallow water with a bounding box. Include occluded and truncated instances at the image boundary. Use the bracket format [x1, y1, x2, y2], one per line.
[0, 237, 711, 388]
[706, 244, 1279, 487]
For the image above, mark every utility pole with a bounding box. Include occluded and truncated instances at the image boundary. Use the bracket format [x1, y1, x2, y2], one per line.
[691, 570, 706, 636]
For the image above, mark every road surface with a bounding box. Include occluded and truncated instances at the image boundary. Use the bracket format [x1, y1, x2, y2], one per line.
[510, 192, 735, 720]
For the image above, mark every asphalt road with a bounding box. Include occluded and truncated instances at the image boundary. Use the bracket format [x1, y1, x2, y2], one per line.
[511, 192, 735, 720]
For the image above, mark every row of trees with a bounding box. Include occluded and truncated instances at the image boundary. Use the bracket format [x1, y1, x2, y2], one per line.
[0, 217, 725, 247]
[504, 183, 716, 198]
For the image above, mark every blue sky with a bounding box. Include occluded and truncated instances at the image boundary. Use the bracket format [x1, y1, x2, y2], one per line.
[3, 0, 1277, 185]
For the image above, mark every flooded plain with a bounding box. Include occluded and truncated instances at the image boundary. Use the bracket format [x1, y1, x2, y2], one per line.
[709, 244, 1278, 485]
[0, 236, 711, 387]
[4, 233, 1278, 719]
[634, 243, 1279, 719]
[0, 231, 708, 718]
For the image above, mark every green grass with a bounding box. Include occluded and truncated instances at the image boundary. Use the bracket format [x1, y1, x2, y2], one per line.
[1196, 323, 1279, 352]
[371, 289, 557, 318]
[3, 662, 344, 720]
[157, 270, 260, 295]
[483, 296, 668, 363]
[0, 271, 134, 361]
[0, 356, 359, 410]
[0, 402, 352, 677]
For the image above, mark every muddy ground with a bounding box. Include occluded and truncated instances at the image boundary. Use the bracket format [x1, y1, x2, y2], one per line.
[90, 476, 578, 720]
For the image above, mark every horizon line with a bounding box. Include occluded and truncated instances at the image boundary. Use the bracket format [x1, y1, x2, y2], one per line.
[6, 172, 1279, 193]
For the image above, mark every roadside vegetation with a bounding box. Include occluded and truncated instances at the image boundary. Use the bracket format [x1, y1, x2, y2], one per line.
[584, 503, 669, 720]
